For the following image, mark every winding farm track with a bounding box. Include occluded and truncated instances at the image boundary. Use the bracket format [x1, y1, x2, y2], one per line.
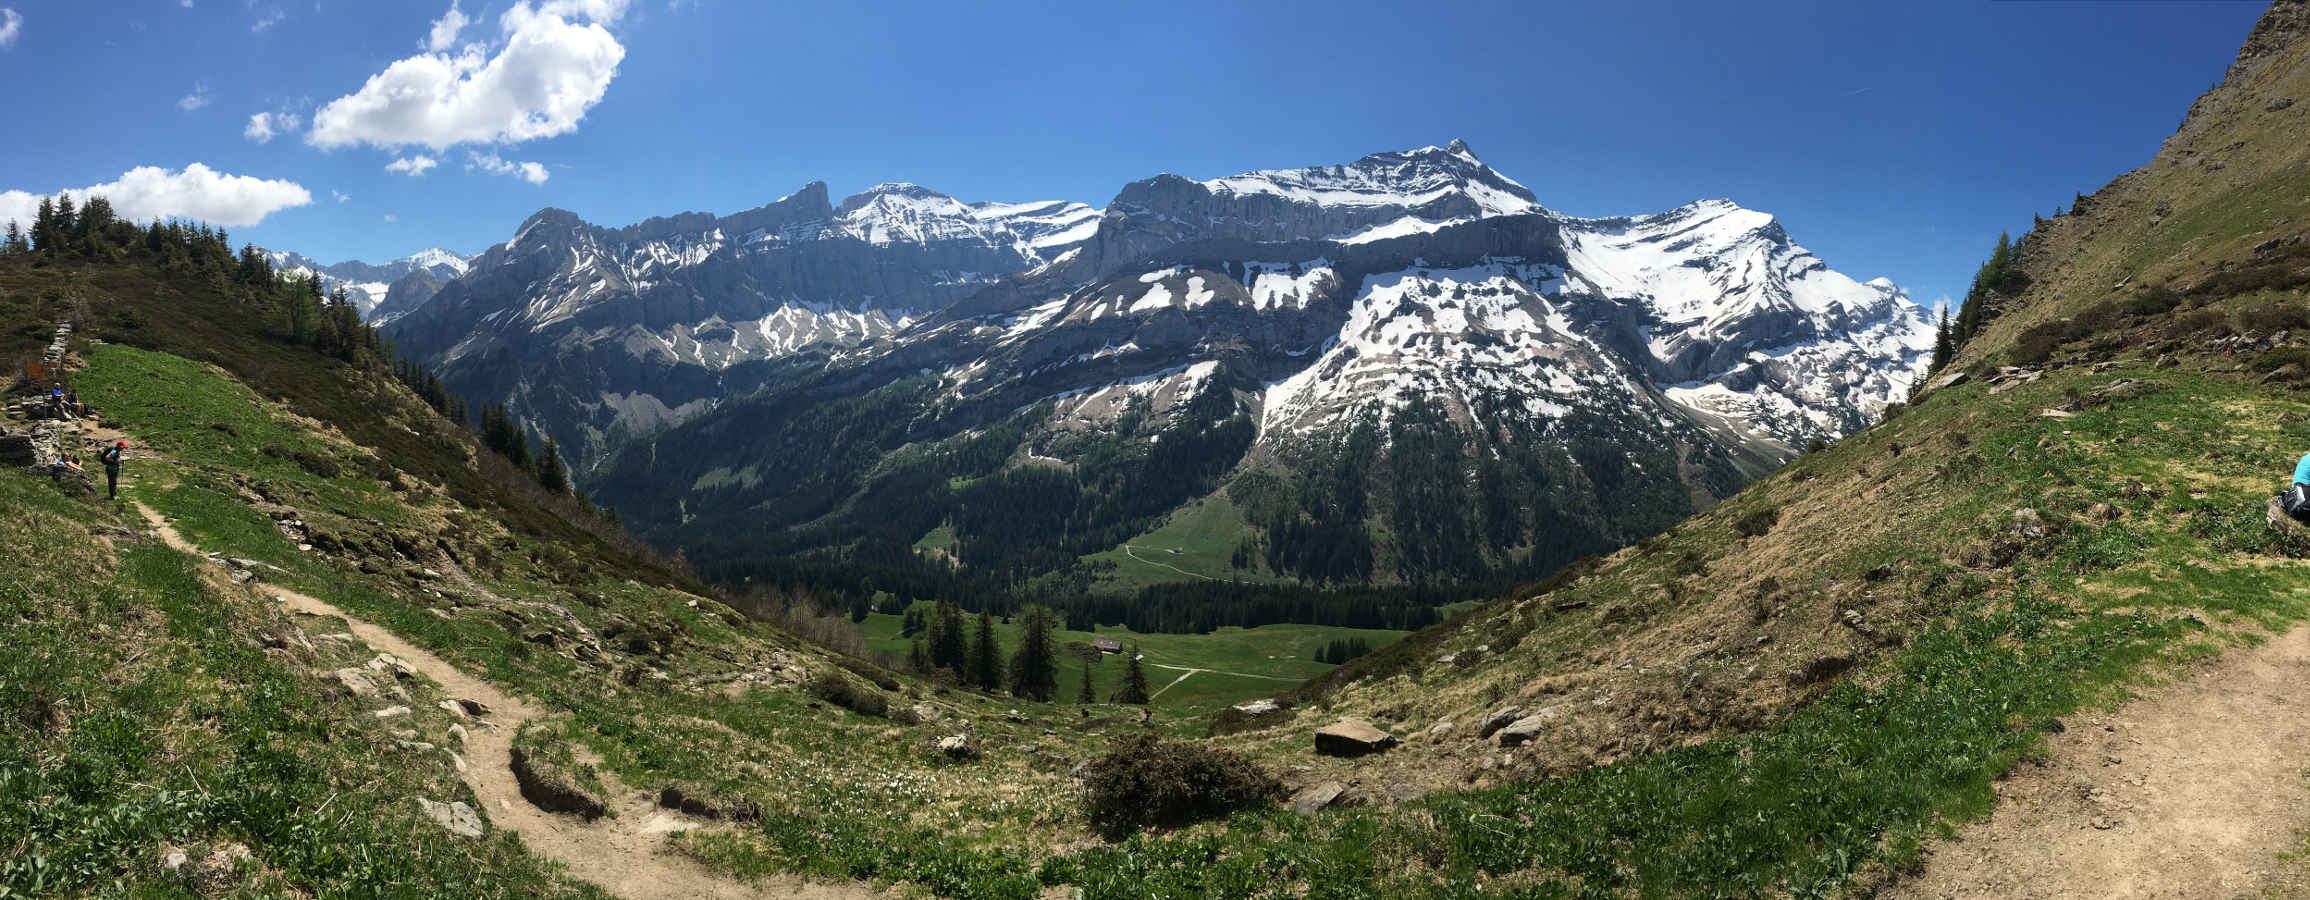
[132, 501, 877, 900]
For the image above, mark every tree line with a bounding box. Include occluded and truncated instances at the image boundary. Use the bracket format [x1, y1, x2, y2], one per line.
[892, 600, 1153, 703]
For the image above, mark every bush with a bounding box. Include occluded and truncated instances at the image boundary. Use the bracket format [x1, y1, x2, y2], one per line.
[837, 657, 901, 691]
[807, 670, 889, 718]
[2010, 321, 2075, 365]
[1080, 733, 1283, 837]
[1734, 507, 1780, 538]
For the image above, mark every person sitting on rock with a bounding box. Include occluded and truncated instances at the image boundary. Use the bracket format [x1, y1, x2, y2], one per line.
[2283, 451, 2310, 521]
[64, 391, 89, 418]
[47, 388, 71, 420]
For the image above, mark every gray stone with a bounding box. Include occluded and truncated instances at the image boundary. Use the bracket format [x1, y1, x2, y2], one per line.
[1476, 705, 1524, 739]
[420, 798, 482, 840]
[1494, 707, 1563, 747]
[1231, 698, 1281, 716]
[934, 734, 979, 760]
[334, 668, 381, 699]
[1314, 718, 1397, 757]
[372, 705, 412, 719]
[1292, 781, 1346, 815]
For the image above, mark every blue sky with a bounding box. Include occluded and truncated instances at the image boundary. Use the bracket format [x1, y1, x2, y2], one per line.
[0, 0, 2270, 307]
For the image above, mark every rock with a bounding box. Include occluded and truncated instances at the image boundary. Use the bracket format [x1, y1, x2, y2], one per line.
[1387, 782, 1431, 803]
[1926, 369, 1971, 391]
[368, 653, 418, 679]
[436, 699, 468, 718]
[334, 668, 381, 699]
[1426, 720, 1453, 738]
[1476, 705, 1524, 739]
[1314, 718, 1398, 757]
[447, 723, 468, 746]
[1291, 780, 1346, 815]
[934, 734, 980, 760]
[373, 705, 411, 719]
[911, 702, 939, 723]
[1004, 709, 1027, 723]
[1494, 707, 1563, 747]
[1231, 698, 1282, 716]
[158, 846, 190, 873]
[455, 698, 491, 717]
[2155, 354, 2179, 369]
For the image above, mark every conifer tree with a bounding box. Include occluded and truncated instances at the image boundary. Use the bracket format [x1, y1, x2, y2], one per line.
[909, 638, 930, 673]
[1008, 605, 1058, 701]
[1076, 659, 1095, 704]
[1930, 306, 1955, 373]
[930, 601, 967, 676]
[1114, 643, 1151, 705]
[970, 611, 1002, 692]
[536, 436, 570, 494]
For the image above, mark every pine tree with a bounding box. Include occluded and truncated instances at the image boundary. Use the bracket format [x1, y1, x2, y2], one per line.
[1007, 605, 1058, 701]
[1929, 306, 1955, 373]
[970, 611, 1002, 692]
[31, 197, 55, 255]
[909, 638, 930, 673]
[1114, 643, 1151, 705]
[536, 436, 570, 494]
[1075, 659, 1095, 704]
[930, 601, 967, 676]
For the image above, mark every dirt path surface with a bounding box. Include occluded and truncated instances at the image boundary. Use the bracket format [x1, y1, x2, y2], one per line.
[1890, 626, 2310, 899]
[132, 501, 878, 900]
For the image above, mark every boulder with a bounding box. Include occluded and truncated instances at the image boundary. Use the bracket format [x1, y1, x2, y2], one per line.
[1476, 705, 1524, 739]
[1494, 707, 1563, 747]
[1231, 698, 1282, 716]
[934, 734, 980, 760]
[334, 668, 381, 699]
[1314, 718, 1397, 757]
[418, 798, 484, 839]
[1926, 370, 1971, 391]
[1291, 780, 1346, 815]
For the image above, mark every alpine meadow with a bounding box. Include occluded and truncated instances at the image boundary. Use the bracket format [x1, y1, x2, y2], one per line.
[5, 1, 2310, 897]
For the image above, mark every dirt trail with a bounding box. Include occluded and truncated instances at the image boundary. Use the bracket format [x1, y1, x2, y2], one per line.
[1122, 544, 1214, 581]
[132, 502, 877, 900]
[1890, 626, 2310, 899]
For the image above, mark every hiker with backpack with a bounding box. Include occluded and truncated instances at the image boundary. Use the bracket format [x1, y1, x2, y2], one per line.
[99, 440, 124, 501]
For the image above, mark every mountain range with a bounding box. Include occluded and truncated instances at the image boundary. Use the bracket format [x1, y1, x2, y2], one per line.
[383, 141, 1933, 588]
[264, 247, 474, 322]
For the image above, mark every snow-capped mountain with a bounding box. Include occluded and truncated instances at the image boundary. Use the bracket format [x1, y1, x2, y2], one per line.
[384, 182, 1101, 453]
[263, 248, 472, 321]
[401, 141, 1928, 585]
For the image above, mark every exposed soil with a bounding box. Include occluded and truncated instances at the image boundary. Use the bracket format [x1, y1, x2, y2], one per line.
[132, 501, 879, 900]
[1888, 626, 2310, 898]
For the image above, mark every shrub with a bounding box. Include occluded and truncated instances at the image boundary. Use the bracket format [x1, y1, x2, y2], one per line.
[1734, 507, 1780, 538]
[807, 670, 889, 718]
[837, 657, 901, 691]
[2010, 321, 2074, 365]
[1080, 733, 1283, 837]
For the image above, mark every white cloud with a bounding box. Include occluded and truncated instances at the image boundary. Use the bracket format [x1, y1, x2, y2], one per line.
[181, 0, 193, 7]
[251, 8, 282, 32]
[425, 0, 468, 51]
[243, 110, 303, 143]
[331, 190, 350, 203]
[385, 154, 440, 176]
[308, 0, 624, 151]
[177, 83, 210, 112]
[0, 9, 21, 49]
[467, 151, 548, 185]
[383, 214, 397, 223]
[0, 164, 312, 230]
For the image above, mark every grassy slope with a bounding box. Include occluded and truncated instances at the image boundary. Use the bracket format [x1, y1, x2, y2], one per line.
[0, 460, 598, 897]
[1078, 491, 1278, 590]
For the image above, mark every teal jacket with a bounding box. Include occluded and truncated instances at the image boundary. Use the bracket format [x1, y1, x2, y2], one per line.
[2295, 452, 2310, 485]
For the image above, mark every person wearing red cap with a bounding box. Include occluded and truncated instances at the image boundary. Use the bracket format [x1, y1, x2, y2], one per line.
[98, 440, 125, 501]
